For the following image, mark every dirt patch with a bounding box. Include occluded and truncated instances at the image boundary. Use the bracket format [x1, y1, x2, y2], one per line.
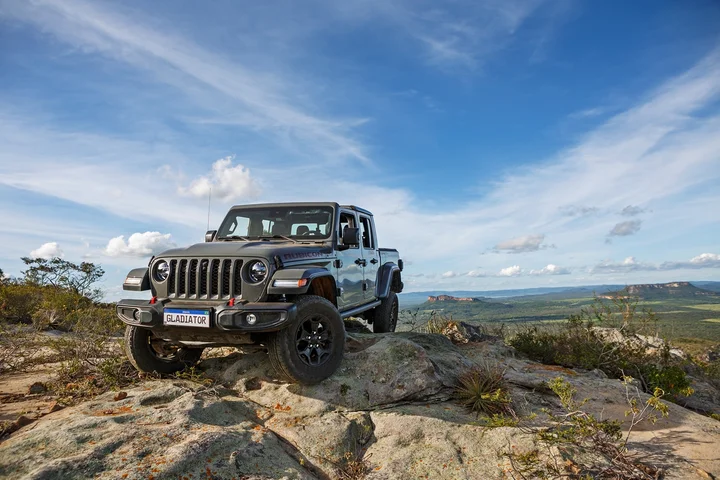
[0, 367, 58, 423]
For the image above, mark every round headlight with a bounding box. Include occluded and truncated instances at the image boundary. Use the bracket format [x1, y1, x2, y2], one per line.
[247, 261, 267, 283]
[154, 260, 170, 282]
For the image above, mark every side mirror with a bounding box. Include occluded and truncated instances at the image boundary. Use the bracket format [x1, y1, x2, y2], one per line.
[342, 227, 360, 247]
[205, 230, 217, 242]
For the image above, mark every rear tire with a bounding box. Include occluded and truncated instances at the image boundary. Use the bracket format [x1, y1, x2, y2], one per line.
[372, 291, 398, 333]
[124, 326, 204, 374]
[267, 295, 345, 385]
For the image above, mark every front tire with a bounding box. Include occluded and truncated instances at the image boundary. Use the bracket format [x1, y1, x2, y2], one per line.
[372, 291, 398, 333]
[124, 326, 204, 374]
[267, 295, 345, 385]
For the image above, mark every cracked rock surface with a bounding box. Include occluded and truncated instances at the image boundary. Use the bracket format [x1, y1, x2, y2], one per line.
[1, 331, 718, 479]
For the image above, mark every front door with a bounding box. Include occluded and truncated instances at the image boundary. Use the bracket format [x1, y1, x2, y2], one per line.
[335, 210, 364, 310]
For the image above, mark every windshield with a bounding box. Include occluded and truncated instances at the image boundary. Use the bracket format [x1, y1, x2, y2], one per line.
[217, 205, 334, 241]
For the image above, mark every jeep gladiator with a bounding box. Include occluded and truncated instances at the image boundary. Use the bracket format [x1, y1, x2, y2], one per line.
[117, 203, 403, 384]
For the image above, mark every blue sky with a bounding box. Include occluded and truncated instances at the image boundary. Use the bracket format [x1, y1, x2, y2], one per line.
[1, 0, 719, 298]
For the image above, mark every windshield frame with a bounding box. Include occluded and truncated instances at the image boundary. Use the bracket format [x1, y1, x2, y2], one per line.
[216, 203, 337, 242]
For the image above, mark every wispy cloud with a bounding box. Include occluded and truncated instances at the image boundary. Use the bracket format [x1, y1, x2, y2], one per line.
[495, 234, 551, 253]
[620, 205, 647, 216]
[335, 0, 546, 71]
[559, 205, 599, 217]
[0, 0, 369, 163]
[608, 220, 642, 237]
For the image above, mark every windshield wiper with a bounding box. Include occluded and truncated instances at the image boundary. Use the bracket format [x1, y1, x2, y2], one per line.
[220, 235, 251, 241]
[259, 235, 298, 243]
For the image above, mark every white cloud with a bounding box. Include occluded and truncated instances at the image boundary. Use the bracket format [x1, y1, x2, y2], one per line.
[608, 220, 642, 237]
[498, 265, 521, 276]
[591, 256, 654, 274]
[660, 253, 720, 270]
[592, 254, 720, 274]
[104, 232, 176, 257]
[30, 242, 64, 259]
[178, 156, 261, 201]
[466, 270, 487, 277]
[530, 264, 570, 275]
[441, 271, 458, 278]
[495, 234, 548, 253]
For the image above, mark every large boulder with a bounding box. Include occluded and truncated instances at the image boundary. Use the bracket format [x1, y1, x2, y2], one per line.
[1, 331, 718, 479]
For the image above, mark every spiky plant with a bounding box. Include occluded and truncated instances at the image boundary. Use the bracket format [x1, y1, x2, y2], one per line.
[454, 362, 512, 416]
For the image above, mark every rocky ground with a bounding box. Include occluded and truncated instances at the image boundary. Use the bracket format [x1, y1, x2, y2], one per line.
[0, 326, 718, 479]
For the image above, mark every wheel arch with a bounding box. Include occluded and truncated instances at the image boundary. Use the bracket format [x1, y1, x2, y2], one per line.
[268, 267, 337, 306]
[376, 263, 403, 299]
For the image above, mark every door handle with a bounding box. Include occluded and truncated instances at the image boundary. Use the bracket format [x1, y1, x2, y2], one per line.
[355, 258, 367, 267]
[370, 258, 378, 264]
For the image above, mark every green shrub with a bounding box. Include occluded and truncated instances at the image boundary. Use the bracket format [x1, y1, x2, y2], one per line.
[508, 294, 694, 399]
[454, 362, 512, 416]
[0, 283, 43, 323]
[508, 326, 558, 365]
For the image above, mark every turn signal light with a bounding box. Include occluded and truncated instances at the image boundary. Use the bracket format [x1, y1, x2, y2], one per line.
[273, 279, 309, 288]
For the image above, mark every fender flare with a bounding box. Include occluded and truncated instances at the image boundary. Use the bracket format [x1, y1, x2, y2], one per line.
[376, 263, 401, 299]
[123, 267, 151, 291]
[267, 267, 335, 295]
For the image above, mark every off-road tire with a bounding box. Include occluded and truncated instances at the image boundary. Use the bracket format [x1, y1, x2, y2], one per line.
[267, 295, 345, 385]
[372, 291, 398, 333]
[124, 325, 204, 374]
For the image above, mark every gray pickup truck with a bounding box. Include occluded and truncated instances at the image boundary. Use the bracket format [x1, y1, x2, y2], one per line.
[117, 202, 403, 384]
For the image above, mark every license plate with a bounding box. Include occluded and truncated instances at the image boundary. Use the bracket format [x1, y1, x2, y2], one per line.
[163, 309, 211, 328]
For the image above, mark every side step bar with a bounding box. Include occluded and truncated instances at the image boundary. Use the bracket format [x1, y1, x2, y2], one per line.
[340, 300, 381, 319]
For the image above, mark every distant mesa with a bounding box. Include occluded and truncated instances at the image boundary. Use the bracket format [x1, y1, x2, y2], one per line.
[602, 282, 718, 300]
[427, 295, 479, 302]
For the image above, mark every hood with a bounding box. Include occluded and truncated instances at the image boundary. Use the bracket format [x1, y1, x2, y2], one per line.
[156, 241, 334, 260]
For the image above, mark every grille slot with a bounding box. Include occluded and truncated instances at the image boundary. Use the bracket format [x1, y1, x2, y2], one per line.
[199, 260, 209, 296]
[165, 257, 243, 299]
[221, 260, 232, 297]
[188, 260, 198, 296]
[210, 260, 220, 297]
[234, 260, 243, 295]
[178, 260, 188, 295]
[168, 260, 177, 293]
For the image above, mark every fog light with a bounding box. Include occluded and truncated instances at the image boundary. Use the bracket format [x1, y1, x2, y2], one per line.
[133, 309, 141, 321]
[246, 313, 257, 325]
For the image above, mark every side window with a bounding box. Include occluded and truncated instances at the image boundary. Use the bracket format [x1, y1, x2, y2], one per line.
[339, 211, 358, 248]
[360, 216, 374, 249]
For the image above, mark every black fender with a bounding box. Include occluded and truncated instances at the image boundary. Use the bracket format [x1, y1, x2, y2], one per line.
[267, 267, 336, 295]
[123, 267, 151, 291]
[376, 263, 402, 299]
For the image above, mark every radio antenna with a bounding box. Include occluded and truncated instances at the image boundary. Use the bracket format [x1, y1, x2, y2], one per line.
[206, 186, 212, 231]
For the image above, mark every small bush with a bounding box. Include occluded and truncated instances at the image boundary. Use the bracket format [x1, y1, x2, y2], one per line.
[425, 312, 453, 334]
[454, 362, 512, 416]
[507, 377, 666, 479]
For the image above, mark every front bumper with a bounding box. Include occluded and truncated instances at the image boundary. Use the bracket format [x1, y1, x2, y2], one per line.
[116, 299, 297, 333]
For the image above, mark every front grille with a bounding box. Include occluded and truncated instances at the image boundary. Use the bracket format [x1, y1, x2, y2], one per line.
[166, 258, 243, 299]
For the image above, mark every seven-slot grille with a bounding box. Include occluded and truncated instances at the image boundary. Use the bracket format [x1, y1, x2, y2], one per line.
[165, 258, 243, 299]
